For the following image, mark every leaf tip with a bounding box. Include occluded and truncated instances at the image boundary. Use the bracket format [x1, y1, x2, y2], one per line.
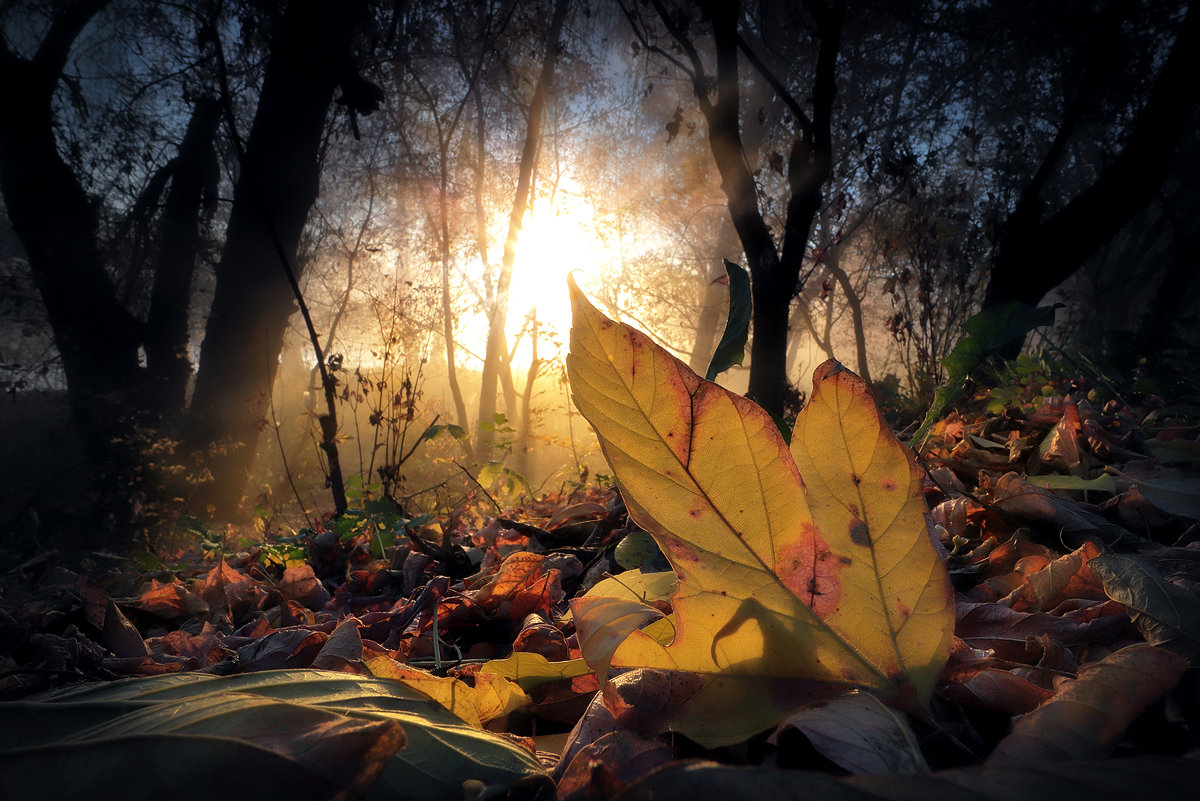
[813, 359, 848, 382]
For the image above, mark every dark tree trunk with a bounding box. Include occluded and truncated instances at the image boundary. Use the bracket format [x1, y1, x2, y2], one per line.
[145, 95, 222, 413]
[984, 3, 1199, 324]
[682, 0, 842, 419]
[692, 0, 785, 415]
[0, 0, 151, 540]
[188, 0, 369, 519]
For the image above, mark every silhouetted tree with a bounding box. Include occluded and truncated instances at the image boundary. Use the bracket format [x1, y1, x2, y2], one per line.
[626, 0, 844, 420]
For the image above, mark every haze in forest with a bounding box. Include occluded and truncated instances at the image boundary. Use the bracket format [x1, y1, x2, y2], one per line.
[0, 0, 1196, 550]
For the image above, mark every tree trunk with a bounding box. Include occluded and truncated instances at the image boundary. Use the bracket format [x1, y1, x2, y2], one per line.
[145, 95, 221, 413]
[700, 2, 788, 416]
[477, 0, 569, 458]
[188, 0, 369, 519]
[0, 0, 152, 541]
[514, 313, 543, 480]
[664, 0, 842, 420]
[440, 204, 472, 442]
[823, 248, 871, 384]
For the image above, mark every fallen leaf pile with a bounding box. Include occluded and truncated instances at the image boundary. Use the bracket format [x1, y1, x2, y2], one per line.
[1, 291, 1198, 800]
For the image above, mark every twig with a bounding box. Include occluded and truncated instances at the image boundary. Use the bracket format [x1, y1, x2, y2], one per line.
[267, 352, 313, 530]
[453, 460, 502, 512]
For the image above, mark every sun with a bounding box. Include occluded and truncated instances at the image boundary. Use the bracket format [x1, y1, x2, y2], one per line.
[504, 186, 612, 357]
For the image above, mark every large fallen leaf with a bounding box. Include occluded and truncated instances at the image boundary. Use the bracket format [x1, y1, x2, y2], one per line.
[0, 669, 547, 801]
[789, 359, 956, 703]
[566, 279, 954, 739]
[610, 756, 1200, 801]
[988, 644, 1187, 764]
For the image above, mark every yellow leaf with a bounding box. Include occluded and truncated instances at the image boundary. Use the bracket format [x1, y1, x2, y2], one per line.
[582, 571, 677, 604]
[566, 278, 953, 738]
[790, 360, 955, 704]
[365, 656, 482, 727]
[471, 669, 530, 723]
[479, 652, 593, 692]
[570, 594, 667, 682]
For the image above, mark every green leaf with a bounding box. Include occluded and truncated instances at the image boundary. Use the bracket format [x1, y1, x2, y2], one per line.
[422, 423, 467, 441]
[0, 670, 548, 801]
[705, 259, 751, 381]
[478, 462, 530, 496]
[912, 301, 1058, 448]
[614, 529, 671, 572]
[363, 498, 399, 516]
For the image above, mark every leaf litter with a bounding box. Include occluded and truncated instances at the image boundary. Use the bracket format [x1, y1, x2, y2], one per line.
[2, 299, 1199, 799]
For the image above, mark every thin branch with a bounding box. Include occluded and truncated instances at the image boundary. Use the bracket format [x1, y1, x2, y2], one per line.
[734, 32, 812, 134]
[454, 460, 502, 512]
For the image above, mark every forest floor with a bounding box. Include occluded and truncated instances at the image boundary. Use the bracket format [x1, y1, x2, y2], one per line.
[2, 359, 1199, 800]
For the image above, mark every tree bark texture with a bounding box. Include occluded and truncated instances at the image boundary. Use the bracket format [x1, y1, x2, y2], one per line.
[682, 0, 843, 420]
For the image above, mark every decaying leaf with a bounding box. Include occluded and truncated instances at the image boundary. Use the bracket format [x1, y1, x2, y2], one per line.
[987, 644, 1188, 765]
[1109, 468, 1200, 520]
[366, 654, 528, 726]
[556, 730, 673, 801]
[566, 278, 954, 741]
